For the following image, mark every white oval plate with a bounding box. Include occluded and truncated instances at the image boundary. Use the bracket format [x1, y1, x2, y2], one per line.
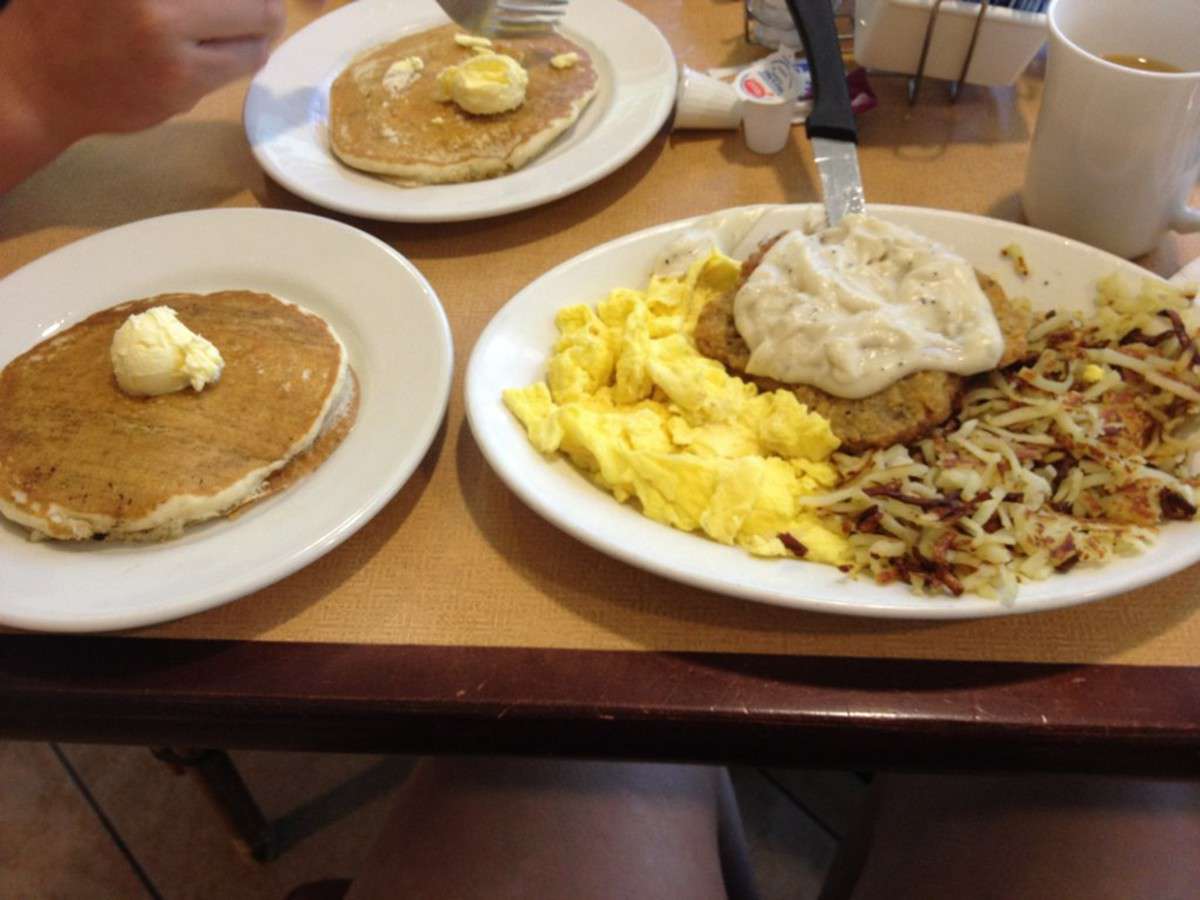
[0, 209, 453, 633]
[466, 204, 1200, 619]
[244, 0, 676, 222]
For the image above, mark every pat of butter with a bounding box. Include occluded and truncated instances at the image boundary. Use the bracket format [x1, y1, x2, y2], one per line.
[550, 52, 580, 70]
[454, 33, 493, 50]
[436, 52, 528, 115]
[382, 56, 424, 95]
[110, 306, 224, 397]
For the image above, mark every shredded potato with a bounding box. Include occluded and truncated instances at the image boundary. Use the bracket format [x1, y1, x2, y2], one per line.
[800, 276, 1200, 601]
[1002, 243, 1030, 278]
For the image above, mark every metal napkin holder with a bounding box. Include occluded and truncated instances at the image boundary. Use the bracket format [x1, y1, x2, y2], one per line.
[908, 0, 992, 103]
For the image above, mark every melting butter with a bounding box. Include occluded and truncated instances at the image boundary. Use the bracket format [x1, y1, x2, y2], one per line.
[110, 306, 223, 397]
[436, 52, 528, 115]
[382, 56, 424, 95]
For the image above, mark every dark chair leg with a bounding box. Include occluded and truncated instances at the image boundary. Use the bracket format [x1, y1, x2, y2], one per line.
[816, 775, 882, 900]
[151, 747, 278, 861]
[717, 767, 762, 900]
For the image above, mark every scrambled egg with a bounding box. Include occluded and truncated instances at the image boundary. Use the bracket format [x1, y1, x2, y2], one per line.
[503, 252, 851, 563]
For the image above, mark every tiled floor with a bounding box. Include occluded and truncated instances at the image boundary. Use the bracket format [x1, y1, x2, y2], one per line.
[0, 741, 867, 899]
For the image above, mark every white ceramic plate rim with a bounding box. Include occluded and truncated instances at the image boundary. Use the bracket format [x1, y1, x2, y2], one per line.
[244, 0, 677, 222]
[0, 208, 453, 633]
[466, 203, 1200, 619]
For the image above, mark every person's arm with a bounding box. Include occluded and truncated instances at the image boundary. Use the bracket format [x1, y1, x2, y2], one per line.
[0, 0, 289, 193]
[0, 35, 66, 194]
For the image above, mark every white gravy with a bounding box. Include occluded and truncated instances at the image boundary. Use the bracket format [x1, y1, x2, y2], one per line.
[732, 214, 1004, 399]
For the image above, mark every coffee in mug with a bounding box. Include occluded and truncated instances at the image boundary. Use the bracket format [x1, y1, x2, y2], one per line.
[1100, 54, 1185, 74]
[1021, 0, 1200, 258]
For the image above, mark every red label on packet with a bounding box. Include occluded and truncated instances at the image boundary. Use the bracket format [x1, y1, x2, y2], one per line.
[735, 54, 794, 103]
[742, 78, 767, 98]
[723, 50, 878, 128]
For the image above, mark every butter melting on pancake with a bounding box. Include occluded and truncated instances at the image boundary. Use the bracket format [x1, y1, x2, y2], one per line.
[0, 291, 356, 541]
[329, 24, 598, 184]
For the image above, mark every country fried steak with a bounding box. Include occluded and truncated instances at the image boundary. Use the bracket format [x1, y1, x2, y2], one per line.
[694, 235, 1032, 452]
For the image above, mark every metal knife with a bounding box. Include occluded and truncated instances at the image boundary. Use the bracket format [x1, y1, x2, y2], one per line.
[783, 0, 865, 225]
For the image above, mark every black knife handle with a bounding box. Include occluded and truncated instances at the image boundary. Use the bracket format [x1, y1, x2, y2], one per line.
[784, 0, 858, 144]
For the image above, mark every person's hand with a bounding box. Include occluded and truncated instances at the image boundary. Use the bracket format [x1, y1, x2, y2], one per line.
[0, 0, 314, 192]
[1, 0, 287, 145]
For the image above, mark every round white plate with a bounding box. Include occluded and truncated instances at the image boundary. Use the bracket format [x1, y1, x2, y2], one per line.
[1171, 255, 1200, 288]
[466, 204, 1200, 619]
[244, 0, 676, 222]
[0, 209, 453, 633]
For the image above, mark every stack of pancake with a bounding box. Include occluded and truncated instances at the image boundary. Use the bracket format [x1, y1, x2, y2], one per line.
[329, 24, 598, 184]
[0, 291, 358, 541]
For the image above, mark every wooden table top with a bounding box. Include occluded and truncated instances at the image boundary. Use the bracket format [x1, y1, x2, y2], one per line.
[2, 0, 1199, 774]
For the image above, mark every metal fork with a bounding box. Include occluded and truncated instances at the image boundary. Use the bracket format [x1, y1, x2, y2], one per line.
[433, 0, 569, 37]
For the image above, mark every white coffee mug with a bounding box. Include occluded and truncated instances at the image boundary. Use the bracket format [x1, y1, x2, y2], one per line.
[1021, 0, 1200, 259]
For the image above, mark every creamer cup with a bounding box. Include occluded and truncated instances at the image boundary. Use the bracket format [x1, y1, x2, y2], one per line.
[735, 50, 798, 154]
[674, 65, 743, 130]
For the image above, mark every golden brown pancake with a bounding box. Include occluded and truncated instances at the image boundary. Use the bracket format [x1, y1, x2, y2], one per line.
[0, 291, 356, 541]
[243, 369, 359, 512]
[329, 25, 599, 184]
[695, 263, 1032, 453]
